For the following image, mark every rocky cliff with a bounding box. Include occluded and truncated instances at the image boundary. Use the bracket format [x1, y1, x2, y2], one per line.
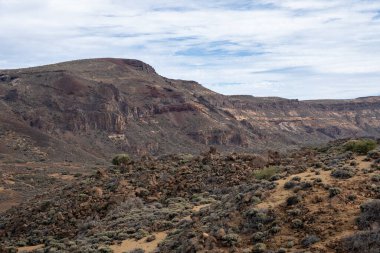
[0, 58, 379, 161]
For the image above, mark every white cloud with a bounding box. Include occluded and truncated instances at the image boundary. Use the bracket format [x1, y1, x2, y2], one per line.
[0, 0, 379, 99]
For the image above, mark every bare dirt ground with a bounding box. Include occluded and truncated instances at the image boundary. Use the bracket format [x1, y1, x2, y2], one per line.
[109, 231, 168, 253]
[17, 244, 44, 253]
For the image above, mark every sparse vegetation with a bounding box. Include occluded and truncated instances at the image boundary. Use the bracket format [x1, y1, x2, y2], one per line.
[2, 140, 380, 252]
[339, 230, 380, 253]
[338, 199, 380, 252]
[357, 199, 380, 229]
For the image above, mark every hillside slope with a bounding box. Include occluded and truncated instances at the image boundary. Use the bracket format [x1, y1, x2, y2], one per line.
[0, 58, 379, 161]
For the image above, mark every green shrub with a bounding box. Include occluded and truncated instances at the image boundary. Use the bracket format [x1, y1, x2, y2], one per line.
[112, 154, 130, 166]
[222, 233, 240, 246]
[344, 139, 377, 155]
[338, 230, 380, 253]
[253, 166, 279, 180]
[367, 150, 380, 159]
[292, 176, 301, 181]
[291, 219, 303, 228]
[284, 181, 297, 189]
[331, 168, 355, 179]
[287, 208, 301, 216]
[329, 187, 341, 198]
[270, 225, 281, 234]
[357, 199, 380, 229]
[286, 195, 301, 206]
[252, 243, 266, 253]
[98, 246, 113, 253]
[301, 235, 320, 247]
[347, 194, 357, 201]
[252, 232, 265, 242]
[371, 174, 380, 182]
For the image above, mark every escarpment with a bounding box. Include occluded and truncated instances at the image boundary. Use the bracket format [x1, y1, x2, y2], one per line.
[0, 58, 379, 161]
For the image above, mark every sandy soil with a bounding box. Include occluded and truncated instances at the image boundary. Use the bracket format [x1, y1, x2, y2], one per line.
[48, 173, 74, 180]
[17, 244, 44, 252]
[355, 155, 372, 169]
[192, 204, 211, 212]
[109, 231, 167, 253]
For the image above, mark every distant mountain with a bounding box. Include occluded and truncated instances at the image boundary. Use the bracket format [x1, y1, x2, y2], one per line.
[0, 58, 379, 162]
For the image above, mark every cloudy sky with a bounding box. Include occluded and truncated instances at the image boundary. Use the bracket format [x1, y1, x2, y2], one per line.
[1, 0, 380, 99]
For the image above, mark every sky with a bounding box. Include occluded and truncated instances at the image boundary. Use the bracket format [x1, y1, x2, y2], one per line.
[0, 0, 380, 100]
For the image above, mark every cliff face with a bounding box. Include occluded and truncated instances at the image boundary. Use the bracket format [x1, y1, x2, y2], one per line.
[0, 58, 379, 161]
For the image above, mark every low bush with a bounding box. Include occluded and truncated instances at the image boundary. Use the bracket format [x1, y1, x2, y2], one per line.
[291, 176, 301, 181]
[252, 232, 265, 242]
[371, 174, 380, 182]
[284, 181, 297, 189]
[128, 249, 145, 253]
[244, 208, 274, 229]
[347, 194, 357, 201]
[300, 181, 312, 189]
[338, 230, 380, 253]
[269, 174, 281, 181]
[301, 235, 320, 247]
[367, 150, 380, 159]
[286, 195, 301, 206]
[253, 166, 279, 180]
[331, 168, 355, 179]
[357, 199, 380, 229]
[222, 233, 240, 246]
[344, 139, 377, 155]
[270, 225, 281, 234]
[252, 243, 267, 253]
[112, 154, 130, 166]
[287, 208, 301, 216]
[291, 219, 303, 228]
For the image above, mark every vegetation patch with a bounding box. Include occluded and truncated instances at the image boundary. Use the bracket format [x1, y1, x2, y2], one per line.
[343, 139, 377, 155]
[331, 168, 356, 179]
[112, 154, 131, 166]
[357, 199, 380, 229]
[253, 166, 279, 180]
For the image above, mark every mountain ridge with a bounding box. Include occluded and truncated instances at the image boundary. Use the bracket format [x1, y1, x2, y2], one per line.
[0, 58, 379, 162]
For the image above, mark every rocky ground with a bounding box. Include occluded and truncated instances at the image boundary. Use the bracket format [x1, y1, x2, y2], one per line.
[0, 139, 379, 253]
